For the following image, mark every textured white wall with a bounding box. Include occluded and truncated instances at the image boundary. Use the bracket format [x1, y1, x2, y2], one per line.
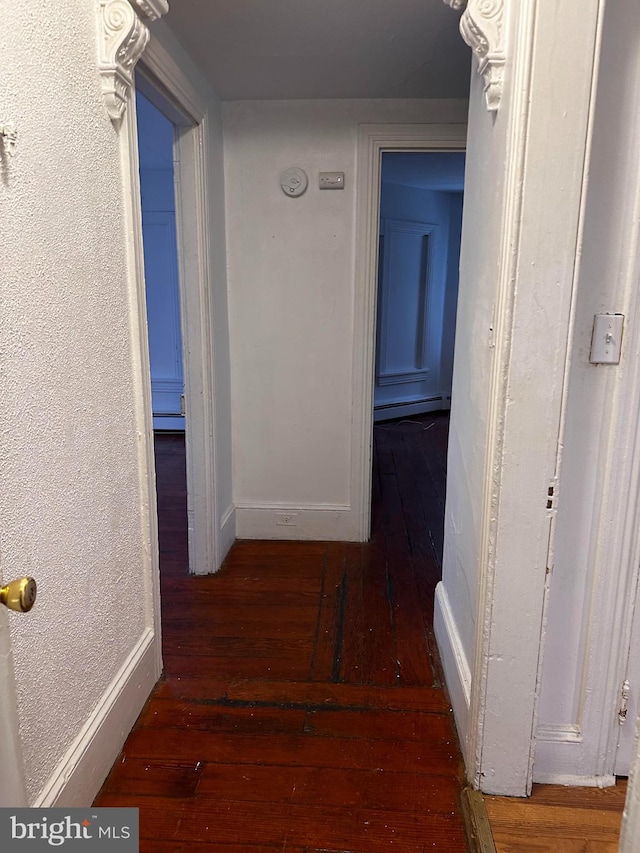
[1, 2, 157, 802]
[223, 98, 468, 539]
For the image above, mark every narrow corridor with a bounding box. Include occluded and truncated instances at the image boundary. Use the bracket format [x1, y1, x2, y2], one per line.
[95, 413, 468, 851]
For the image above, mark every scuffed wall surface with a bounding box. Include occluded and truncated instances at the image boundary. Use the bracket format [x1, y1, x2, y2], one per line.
[223, 98, 468, 517]
[1, 2, 152, 801]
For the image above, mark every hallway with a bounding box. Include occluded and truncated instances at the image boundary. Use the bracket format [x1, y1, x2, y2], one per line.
[95, 413, 468, 851]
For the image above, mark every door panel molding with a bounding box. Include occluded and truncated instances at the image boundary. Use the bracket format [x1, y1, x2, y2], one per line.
[376, 218, 436, 386]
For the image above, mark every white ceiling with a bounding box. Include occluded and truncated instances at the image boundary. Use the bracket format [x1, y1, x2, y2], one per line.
[162, 0, 471, 101]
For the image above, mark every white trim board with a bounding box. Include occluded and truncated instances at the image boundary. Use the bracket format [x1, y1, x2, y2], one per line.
[138, 26, 231, 574]
[374, 397, 449, 422]
[235, 503, 355, 541]
[434, 582, 472, 769]
[219, 505, 237, 559]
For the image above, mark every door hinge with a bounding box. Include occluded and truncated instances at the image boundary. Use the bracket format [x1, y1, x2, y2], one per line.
[619, 679, 631, 724]
[546, 479, 559, 514]
[180, 394, 185, 416]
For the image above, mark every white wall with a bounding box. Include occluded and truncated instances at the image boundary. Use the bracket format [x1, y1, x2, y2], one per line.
[1, 1, 160, 803]
[223, 98, 468, 540]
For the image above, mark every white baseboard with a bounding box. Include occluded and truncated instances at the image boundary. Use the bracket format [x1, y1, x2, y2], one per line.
[33, 629, 161, 807]
[532, 772, 616, 788]
[434, 581, 472, 768]
[235, 502, 356, 541]
[374, 396, 449, 423]
[218, 504, 236, 565]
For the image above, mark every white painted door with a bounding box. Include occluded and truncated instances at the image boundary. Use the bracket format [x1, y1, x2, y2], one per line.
[616, 582, 640, 775]
[141, 210, 185, 429]
[0, 572, 27, 806]
[374, 218, 447, 420]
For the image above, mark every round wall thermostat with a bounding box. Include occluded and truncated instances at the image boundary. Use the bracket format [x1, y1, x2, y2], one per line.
[280, 167, 308, 198]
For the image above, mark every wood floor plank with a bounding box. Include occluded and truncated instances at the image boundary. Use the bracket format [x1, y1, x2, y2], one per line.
[484, 799, 623, 840]
[92, 793, 185, 837]
[385, 423, 434, 563]
[310, 544, 346, 682]
[161, 634, 315, 660]
[360, 539, 398, 687]
[99, 757, 203, 798]
[387, 547, 435, 686]
[339, 545, 367, 684]
[183, 799, 466, 852]
[196, 763, 462, 813]
[136, 699, 306, 735]
[162, 615, 318, 640]
[122, 728, 461, 775]
[162, 653, 313, 681]
[162, 603, 319, 626]
[302, 707, 457, 742]
[491, 835, 618, 853]
[154, 677, 450, 712]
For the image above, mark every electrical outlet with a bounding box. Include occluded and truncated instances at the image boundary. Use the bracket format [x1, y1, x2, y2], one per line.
[276, 512, 298, 526]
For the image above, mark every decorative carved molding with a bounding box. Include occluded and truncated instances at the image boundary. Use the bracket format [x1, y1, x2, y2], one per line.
[98, 0, 169, 124]
[443, 0, 505, 112]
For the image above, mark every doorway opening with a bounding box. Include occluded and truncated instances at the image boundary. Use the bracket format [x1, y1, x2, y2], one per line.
[132, 62, 219, 578]
[135, 88, 189, 581]
[136, 91, 186, 433]
[371, 150, 465, 567]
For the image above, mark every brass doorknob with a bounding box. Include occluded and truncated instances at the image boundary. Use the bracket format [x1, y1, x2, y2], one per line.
[1, 577, 37, 613]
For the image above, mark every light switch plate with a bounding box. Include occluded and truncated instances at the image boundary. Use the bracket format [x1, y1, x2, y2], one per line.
[590, 313, 624, 364]
[319, 171, 345, 189]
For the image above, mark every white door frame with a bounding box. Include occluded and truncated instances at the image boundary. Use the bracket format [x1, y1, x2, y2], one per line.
[0, 604, 27, 806]
[132, 39, 220, 578]
[350, 123, 467, 541]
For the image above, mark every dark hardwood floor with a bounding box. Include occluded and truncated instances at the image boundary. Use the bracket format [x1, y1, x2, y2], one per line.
[95, 411, 469, 852]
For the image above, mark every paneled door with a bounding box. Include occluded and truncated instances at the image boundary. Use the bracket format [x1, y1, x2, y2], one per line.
[0, 566, 27, 806]
[374, 218, 446, 421]
[616, 583, 640, 775]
